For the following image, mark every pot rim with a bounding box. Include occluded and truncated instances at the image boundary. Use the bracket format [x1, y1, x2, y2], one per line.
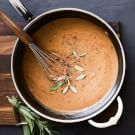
[11, 8, 126, 123]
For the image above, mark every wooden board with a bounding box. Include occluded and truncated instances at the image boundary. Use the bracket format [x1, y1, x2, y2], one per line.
[0, 21, 120, 125]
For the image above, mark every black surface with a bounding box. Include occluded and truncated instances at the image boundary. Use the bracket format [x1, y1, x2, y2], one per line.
[0, 0, 135, 135]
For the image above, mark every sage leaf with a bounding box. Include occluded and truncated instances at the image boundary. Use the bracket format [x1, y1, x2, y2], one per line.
[21, 106, 31, 112]
[24, 116, 34, 132]
[23, 125, 31, 135]
[76, 72, 96, 81]
[70, 85, 77, 93]
[30, 111, 40, 119]
[7, 96, 17, 106]
[62, 85, 69, 94]
[7, 96, 56, 135]
[44, 126, 52, 135]
[51, 82, 64, 91]
[74, 65, 84, 72]
[76, 74, 86, 80]
[79, 52, 87, 57]
[72, 51, 78, 58]
[20, 108, 35, 120]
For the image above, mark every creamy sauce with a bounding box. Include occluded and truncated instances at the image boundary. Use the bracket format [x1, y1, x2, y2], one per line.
[22, 18, 118, 113]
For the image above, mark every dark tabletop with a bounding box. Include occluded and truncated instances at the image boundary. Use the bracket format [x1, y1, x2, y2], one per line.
[0, 0, 135, 135]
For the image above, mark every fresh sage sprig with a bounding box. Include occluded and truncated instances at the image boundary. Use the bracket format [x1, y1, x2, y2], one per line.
[72, 51, 78, 58]
[51, 50, 87, 94]
[76, 74, 86, 81]
[51, 75, 69, 91]
[62, 84, 69, 94]
[74, 65, 84, 72]
[79, 52, 87, 57]
[7, 96, 57, 135]
[72, 51, 87, 58]
[76, 72, 96, 81]
[70, 85, 77, 93]
[62, 80, 77, 94]
[51, 82, 64, 91]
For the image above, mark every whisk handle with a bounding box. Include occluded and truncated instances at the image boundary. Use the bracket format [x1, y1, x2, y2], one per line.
[0, 10, 32, 45]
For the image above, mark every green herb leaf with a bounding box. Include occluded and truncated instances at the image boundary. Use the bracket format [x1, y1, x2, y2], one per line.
[74, 65, 84, 72]
[44, 126, 52, 135]
[7, 96, 56, 135]
[24, 116, 34, 132]
[20, 108, 35, 120]
[23, 125, 31, 135]
[30, 111, 40, 119]
[70, 85, 77, 93]
[7, 96, 17, 106]
[76, 72, 96, 81]
[51, 82, 64, 91]
[21, 106, 31, 113]
[79, 52, 87, 57]
[62, 85, 69, 94]
[76, 74, 86, 80]
[72, 51, 78, 58]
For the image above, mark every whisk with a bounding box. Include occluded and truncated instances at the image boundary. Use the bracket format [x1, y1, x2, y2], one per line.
[0, 10, 64, 79]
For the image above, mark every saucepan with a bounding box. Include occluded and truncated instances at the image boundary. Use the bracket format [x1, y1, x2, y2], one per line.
[8, 0, 125, 128]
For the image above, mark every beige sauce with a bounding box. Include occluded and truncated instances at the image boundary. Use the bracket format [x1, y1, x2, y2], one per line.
[22, 18, 118, 113]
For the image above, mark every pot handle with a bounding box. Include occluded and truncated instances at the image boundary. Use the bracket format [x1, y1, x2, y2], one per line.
[88, 96, 123, 128]
[9, 0, 34, 22]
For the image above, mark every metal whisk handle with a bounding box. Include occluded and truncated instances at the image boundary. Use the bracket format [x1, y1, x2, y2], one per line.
[0, 10, 32, 45]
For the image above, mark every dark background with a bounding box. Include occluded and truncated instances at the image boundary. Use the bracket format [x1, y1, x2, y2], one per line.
[0, 0, 135, 134]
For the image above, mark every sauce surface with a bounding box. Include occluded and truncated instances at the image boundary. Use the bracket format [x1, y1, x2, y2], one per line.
[22, 18, 118, 113]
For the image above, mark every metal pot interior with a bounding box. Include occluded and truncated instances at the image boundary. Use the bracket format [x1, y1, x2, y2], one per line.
[12, 9, 125, 123]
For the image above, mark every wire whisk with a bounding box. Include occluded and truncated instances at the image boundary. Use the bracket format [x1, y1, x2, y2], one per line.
[0, 10, 65, 79]
[29, 43, 65, 78]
